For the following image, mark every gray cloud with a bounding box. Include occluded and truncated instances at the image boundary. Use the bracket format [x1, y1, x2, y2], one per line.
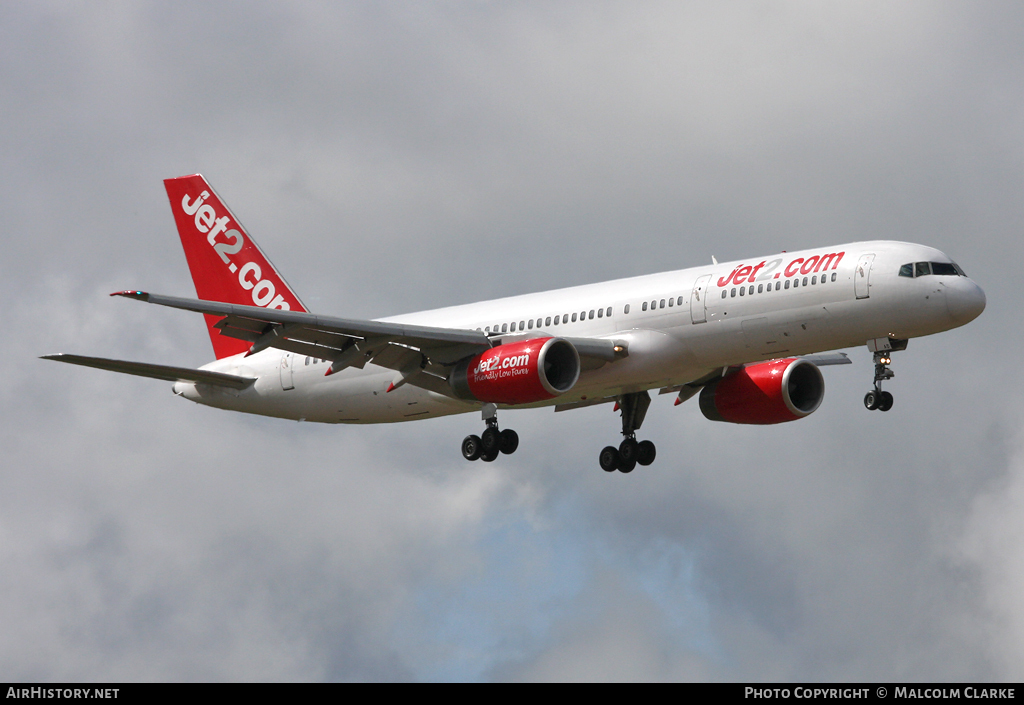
[2, 0, 1023, 681]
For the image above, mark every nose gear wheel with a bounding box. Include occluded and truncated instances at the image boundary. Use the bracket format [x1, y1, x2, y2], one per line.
[864, 343, 904, 412]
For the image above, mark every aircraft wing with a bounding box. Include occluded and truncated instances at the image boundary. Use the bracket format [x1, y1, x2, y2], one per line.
[113, 290, 491, 367]
[798, 352, 852, 366]
[110, 292, 627, 382]
[40, 354, 256, 389]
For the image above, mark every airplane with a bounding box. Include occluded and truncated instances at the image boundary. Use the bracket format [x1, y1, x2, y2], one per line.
[43, 174, 987, 473]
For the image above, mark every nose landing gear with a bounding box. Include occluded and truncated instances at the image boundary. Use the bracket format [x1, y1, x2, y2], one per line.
[599, 391, 657, 473]
[864, 338, 907, 412]
[462, 404, 519, 462]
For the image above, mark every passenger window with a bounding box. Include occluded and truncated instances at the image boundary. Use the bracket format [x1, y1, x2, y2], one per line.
[775, 281, 781, 291]
[915, 262, 931, 277]
[668, 298, 673, 307]
[588, 310, 594, 319]
[677, 296, 683, 306]
[731, 287, 737, 297]
[484, 326, 490, 332]
[528, 319, 533, 329]
[758, 284, 763, 293]
[305, 356, 310, 366]
[606, 307, 612, 317]
[748, 286, 754, 295]
[502, 323, 508, 333]
[597, 308, 603, 318]
[624, 304, 630, 314]
[520, 321, 525, 330]
[581, 311, 586, 321]
[740, 287, 745, 296]
[651, 300, 656, 310]
[510, 322, 516, 332]
[546, 317, 551, 326]
[811, 276, 817, 285]
[831, 273, 836, 282]
[660, 299, 665, 309]
[785, 280, 790, 289]
[572, 313, 577, 322]
[642, 302, 648, 311]
[721, 290, 727, 299]
[802, 277, 808, 286]
[554, 315, 560, 325]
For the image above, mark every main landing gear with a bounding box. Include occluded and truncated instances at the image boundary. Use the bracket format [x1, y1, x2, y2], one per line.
[599, 391, 657, 473]
[863, 338, 907, 412]
[462, 404, 519, 462]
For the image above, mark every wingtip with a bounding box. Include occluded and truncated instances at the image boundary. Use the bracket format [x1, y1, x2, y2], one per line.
[110, 290, 149, 301]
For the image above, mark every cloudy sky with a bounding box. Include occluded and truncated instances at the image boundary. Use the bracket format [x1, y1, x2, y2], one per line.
[2, 1, 1023, 681]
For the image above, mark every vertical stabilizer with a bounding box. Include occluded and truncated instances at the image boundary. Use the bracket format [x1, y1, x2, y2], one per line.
[163, 175, 308, 359]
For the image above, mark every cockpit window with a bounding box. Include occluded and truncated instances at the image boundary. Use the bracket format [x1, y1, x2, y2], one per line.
[900, 261, 966, 278]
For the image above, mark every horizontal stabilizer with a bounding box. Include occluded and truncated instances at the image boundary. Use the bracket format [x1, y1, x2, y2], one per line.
[40, 354, 256, 389]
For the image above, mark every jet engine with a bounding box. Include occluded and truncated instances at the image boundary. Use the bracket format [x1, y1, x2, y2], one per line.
[449, 337, 580, 405]
[699, 358, 825, 424]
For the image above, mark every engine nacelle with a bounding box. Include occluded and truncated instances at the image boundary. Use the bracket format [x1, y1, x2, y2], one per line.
[699, 358, 824, 424]
[449, 337, 580, 405]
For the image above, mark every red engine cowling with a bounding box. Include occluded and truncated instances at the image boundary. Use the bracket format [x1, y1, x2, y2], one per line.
[449, 337, 580, 404]
[699, 358, 825, 424]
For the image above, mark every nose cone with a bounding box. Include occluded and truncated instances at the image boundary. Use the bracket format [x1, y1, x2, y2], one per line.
[947, 279, 986, 326]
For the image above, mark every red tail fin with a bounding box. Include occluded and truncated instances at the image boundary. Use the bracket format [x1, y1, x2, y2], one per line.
[164, 174, 308, 359]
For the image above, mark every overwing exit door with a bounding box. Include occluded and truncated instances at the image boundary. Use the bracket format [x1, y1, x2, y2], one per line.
[280, 353, 295, 390]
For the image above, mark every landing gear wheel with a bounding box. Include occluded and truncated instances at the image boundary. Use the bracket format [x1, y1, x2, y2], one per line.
[480, 448, 499, 462]
[499, 429, 519, 455]
[619, 437, 639, 465]
[461, 435, 482, 461]
[636, 440, 657, 467]
[864, 391, 880, 411]
[879, 391, 894, 412]
[603, 391, 654, 474]
[481, 426, 501, 454]
[599, 446, 620, 472]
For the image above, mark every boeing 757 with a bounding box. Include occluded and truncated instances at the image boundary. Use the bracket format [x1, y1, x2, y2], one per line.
[43, 175, 986, 472]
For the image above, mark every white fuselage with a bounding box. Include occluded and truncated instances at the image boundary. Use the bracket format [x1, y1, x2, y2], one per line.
[172, 240, 985, 424]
